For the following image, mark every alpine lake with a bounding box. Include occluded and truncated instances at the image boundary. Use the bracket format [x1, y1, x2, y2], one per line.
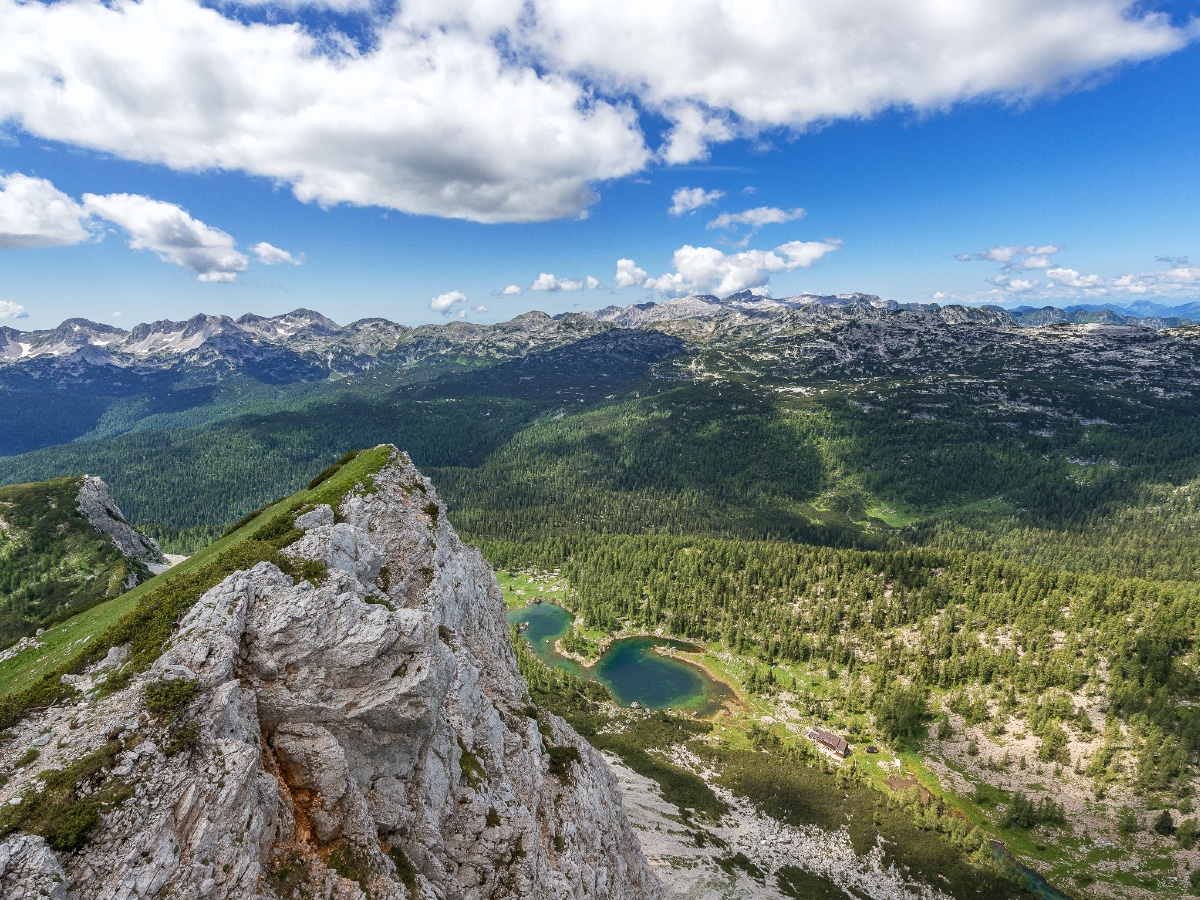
[507, 593, 1072, 900]
[506, 600, 735, 716]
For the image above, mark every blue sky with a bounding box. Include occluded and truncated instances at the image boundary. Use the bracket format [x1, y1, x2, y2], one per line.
[1, 0, 1198, 331]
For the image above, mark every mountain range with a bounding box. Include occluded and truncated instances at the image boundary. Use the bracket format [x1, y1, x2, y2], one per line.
[1, 293, 1195, 459]
[2, 293, 1193, 384]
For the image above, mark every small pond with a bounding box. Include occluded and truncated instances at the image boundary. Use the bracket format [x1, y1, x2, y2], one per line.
[506, 602, 734, 716]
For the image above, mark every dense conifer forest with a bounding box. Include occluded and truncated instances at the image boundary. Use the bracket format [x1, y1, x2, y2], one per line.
[0, 478, 146, 647]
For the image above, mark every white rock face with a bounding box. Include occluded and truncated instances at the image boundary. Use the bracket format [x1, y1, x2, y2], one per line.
[75, 475, 164, 565]
[0, 833, 69, 900]
[1, 449, 656, 899]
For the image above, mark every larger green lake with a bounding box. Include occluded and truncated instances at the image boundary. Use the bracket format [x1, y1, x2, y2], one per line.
[506, 602, 734, 716]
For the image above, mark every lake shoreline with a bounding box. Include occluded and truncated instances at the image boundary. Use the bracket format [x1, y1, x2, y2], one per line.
[661, 648, 743, 715]
[509, 600, 740, 716]
[552, 630, 706, 671]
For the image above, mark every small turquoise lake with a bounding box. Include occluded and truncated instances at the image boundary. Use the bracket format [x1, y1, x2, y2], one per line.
[506, 602, 734, 716]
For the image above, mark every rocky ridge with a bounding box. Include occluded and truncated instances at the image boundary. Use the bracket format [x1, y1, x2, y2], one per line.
[0, 449, 656, 899]
[75, 475, 164, 567]
[0, 475, 169, 648]
[584, 291, 899, 328]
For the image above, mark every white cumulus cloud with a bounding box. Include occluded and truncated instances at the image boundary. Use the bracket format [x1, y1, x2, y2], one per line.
[0, 1, 1190, 222]
[956, 245, 1200, 301]
[0, 0, 648, 224]
[708, 206, 807, 245]
[0, 173, 91, 249]
[430, 290, 468, 313]
[83, 193, 248, 282]
[962, 244, 1063, 269]
[646, 239, 842, 296]
[1045, 267, 1103, 289]
[533, 1, 1189, 162]
[585, 275, 601, 289]
[669, 187, 725, 216]
[251, 242, 303, 265]
[0, 171, 290, 281]
[989, 275, 1040, 292]
[614, 258, 649, 289]
[658, 106, 736, 164]
[709, 206, 805, 231]
[1047, 262, 1200, 296]
[531, 273, 583, 292]
[502, 284, 523, 295]
[0, 300, 29, 319]
[225, 0, 375, 9]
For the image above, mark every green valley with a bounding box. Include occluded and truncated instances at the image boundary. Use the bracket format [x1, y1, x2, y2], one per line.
[2, 302, 1199, 897]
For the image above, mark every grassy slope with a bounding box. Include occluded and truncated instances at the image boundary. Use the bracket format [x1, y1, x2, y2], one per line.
[0, 477, 142, 648]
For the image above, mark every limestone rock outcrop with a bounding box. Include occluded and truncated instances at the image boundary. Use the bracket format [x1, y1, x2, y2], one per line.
[1, 448, 657, 900]
[75, 475, 164, 565]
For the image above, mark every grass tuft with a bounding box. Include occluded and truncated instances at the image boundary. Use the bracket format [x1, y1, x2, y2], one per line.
[307, 450, 361, 491]
[143, 678, 199, 724]
[0, 740, 130, 851]
[546, 745, 581, 779]
[457, 736, 486, 789]
[387, 845, 418, 891]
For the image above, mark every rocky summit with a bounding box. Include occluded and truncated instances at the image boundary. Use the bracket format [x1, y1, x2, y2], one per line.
[0, 448, 656, 900]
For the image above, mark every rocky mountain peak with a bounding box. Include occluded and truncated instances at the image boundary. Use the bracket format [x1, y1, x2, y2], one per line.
[0, 448, 656, 900]
[718, 289, 760, 303]
[237, 309, 343, 338]
[49, 319, 125, 341]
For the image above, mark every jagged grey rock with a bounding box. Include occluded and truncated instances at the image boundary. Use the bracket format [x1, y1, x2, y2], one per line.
[0, 448, 657, 900]
[75, 475, 164, 565]
[95, 642, 131, 672]
[0, 833, 69, 900]
[294, 504, 334, 530]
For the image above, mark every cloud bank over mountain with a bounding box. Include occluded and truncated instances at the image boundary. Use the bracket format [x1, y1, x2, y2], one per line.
[620, 239, 844, 296]
[954, 244, 1200, 302]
